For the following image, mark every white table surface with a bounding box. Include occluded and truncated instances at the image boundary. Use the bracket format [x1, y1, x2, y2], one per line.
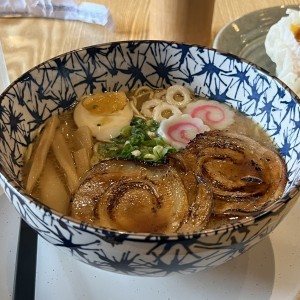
[1, 188, 300, 300]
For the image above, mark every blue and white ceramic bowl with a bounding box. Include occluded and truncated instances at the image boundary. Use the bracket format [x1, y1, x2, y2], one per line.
[0, 41, 300, 276]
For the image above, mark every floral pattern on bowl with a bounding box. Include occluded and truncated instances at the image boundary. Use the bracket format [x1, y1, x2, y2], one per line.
[0, 41, 299, 276]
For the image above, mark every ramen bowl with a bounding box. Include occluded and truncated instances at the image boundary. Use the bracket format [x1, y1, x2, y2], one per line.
[0, 41, 299, 276]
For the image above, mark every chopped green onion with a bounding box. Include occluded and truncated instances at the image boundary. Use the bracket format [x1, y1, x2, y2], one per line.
[143, 153, 157, 160]
[95, 117, 176, 162]
[131, 150, 141, 157]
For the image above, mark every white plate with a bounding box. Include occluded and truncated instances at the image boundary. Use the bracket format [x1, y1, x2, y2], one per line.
[213, 5, 300, 75]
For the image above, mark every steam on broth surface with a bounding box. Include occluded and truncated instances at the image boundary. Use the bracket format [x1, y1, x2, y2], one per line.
[22, 85, 287, 233]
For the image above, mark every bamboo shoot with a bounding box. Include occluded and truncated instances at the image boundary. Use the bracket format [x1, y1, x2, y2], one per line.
[25, 115, 60, 193]
[39, 160, 70, 214]
[51, 129, 79, 193]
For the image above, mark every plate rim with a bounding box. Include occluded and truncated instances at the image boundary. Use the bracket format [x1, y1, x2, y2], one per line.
[213, 4, 300, 50]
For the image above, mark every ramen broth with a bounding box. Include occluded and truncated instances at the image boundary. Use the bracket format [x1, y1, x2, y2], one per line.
[22, 86, 285, 231]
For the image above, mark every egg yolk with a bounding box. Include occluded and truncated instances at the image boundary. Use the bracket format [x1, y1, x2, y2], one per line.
[82, 91, 127, 115]
[291, 23, 300, 42]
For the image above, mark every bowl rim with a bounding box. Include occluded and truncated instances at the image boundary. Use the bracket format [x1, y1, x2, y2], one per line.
[2, 39, 300, 105]
[1, 39, 300, 240]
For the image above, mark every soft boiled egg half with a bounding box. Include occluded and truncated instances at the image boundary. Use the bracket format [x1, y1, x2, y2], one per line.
[74, 91, 133, 141]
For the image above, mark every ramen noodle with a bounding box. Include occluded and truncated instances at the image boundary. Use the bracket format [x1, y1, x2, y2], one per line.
[22, 85, 287, 233]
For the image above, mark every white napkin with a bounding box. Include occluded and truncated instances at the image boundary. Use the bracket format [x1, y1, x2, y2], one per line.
[0, 0, 112, 28]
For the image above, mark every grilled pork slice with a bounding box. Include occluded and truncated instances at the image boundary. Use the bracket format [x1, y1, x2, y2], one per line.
[70, 159, 212, 233]
[169, 130, 287, 216]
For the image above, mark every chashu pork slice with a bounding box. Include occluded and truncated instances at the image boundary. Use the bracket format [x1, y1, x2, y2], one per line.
[168, 130, 287, 216]
[70, 158, 213, 234]
[70, 159, 188, 233]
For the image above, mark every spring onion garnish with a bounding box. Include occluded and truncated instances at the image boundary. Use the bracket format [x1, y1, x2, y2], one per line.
[96, 117, 176, 162]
